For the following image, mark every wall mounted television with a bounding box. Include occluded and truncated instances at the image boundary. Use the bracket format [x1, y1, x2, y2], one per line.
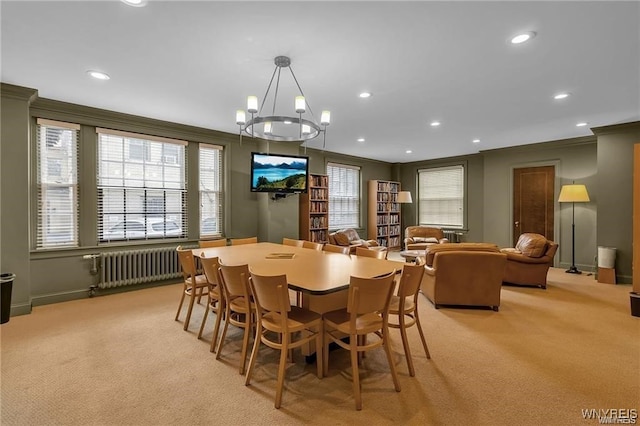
[250, 152, 309, 194]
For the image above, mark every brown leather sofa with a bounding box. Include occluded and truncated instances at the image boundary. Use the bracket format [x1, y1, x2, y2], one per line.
[328, 228, 379, 253]
[404, 226, 449, 250]
[421, 243, 507, 311]
[501, 233, 558, 289]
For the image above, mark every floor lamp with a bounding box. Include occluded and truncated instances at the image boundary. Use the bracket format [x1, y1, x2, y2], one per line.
[558, 183, 590, 274]
[397, 191, 412, 248]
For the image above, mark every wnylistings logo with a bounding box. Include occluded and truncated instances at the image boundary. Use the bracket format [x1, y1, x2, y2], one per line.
[582, 409, 638, 424]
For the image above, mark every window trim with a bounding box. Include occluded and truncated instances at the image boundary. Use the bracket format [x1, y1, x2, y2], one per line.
[417, 163, 466, 229]
[199, 143, 224, 238]
[327, 161, 361, 229]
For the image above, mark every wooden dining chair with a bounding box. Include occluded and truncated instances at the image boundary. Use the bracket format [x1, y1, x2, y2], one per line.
[282, 237, 304, 247]
[197, 254, 225, 353]
[217, 263, 255, 375]
[245, 272, 323, 409]
[322, 243, 350, 254]
[388, 261, 430, 377]
[199, 239, 227, 248]
[302, 240, 323, 251]
[323, 270, 400, 410]
[230, 237, 258, 245]
[175, 246, 209, 331]
[355, 246, 388, 259]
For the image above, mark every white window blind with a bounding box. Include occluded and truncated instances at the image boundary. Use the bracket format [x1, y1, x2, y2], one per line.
[35, 119, 80, 249]
[199, 144, 223, 237]
[97, 129, 187, 242]
[327, 162, 360, 229]
[418, 165, 464, 228]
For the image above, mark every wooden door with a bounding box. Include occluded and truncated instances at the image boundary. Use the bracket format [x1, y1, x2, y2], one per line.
[513, 166, 555, 246]
[633, 144, 640, 291]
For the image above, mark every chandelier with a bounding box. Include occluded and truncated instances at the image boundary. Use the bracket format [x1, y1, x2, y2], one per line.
[235, 56, 330, 147]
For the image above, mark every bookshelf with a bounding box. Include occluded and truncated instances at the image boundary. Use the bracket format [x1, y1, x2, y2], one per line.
[299, 173, 329, 243]
[368, 180, 402, 249]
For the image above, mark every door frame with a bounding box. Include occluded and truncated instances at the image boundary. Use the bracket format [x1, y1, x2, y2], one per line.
[509, 160, 561, 263]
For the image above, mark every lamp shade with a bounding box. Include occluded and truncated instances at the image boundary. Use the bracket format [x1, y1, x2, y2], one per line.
[397, 191, 413, 203]
[558, 184, 590, 203]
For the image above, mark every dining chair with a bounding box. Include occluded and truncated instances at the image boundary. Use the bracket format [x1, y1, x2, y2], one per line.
[355, 246, 388, 259]
[199, 239, 227, 248]
[175, 246, 209, 331]
[323, 270, 400, 410]
[388, 261, 431, 377]
[302, 240, 323, 250]
[282, 237, 304, 247]
[245, 272, 323, 409]
[217, 263, 255, 375]
[322, 243, 350, 254]
[197, 254, 225, 353]
[230, 237, 258, 245]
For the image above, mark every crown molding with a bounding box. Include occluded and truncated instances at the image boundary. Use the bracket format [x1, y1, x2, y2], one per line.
[1, 83, 38, 103]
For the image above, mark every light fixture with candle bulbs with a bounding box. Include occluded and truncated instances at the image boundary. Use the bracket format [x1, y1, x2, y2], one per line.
[235, 56, 331, 148]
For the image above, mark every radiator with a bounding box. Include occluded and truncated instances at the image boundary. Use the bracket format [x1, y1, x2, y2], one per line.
[443, 230, 464, 243]
[100, 247, 182, 289]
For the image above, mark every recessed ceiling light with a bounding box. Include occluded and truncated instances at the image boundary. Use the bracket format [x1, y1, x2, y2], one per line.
[554, 92, 570, 100]
[511, 31, 536, 44]
[87, 70, 110, 80]
[357, 138, 365, 142]
[359, 92, 372, 98]
[472, 139, 481, 143]
[430, 121, 440, 127]
[406, 150, 412, 154]
[576, 122, 588, 127]
[121, 0, 147, 7]
[283, 120, 292, 125]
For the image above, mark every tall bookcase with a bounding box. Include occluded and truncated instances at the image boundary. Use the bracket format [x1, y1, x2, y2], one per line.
[368, 180, 402, 249]
[299, 173, 329, 243]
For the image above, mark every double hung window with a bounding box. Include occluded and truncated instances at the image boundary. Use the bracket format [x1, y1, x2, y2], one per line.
[418, 165, 464, 228]
[199, 144, 223, 237]
[327, 162, 360, 229]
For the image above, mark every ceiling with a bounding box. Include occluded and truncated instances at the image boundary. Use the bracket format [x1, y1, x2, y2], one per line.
[2, 1, 639, 163]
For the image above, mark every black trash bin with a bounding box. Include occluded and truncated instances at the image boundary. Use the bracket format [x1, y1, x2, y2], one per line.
[631, 292, 640, 318]
[1, 273, 15, 324]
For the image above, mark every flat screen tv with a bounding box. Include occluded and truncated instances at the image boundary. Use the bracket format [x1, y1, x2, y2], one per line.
[250, 152, 309, 193]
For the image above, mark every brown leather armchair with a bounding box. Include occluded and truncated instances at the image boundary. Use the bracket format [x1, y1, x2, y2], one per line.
[501, 233, 558, 289]
[421, 243, 506, 311]
[404, 226, 449, 250]
[328, 228, 378, 253]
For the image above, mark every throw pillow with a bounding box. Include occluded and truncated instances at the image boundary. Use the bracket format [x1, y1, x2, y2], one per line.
[334, 232, 351, 246]
[412, 237, 438, 243]
[516, 233, 548, 258]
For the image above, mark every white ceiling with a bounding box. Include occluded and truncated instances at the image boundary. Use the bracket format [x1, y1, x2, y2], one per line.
[2, 1, 639, 163]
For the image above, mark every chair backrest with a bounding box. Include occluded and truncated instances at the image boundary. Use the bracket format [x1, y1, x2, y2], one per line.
[176, 246, 197, 279]
[282, 238, 304, 247]
[302, 240, 323, 251]
[200, 254, 221, 286]
[218, 263, 252, 299]
[323, 244, 350, 254]
[355, 247, 387, 259]
[249, 272, 291, 315]
[230, 237, 258, 245]
[347, 270, 396, 316]
[397, 263, 426, 298]
[405, 226, 445, 240]
[199, 239, 227, 248]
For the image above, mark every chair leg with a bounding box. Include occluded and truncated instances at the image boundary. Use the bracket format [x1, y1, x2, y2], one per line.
[398, 313, 415, 377]
[238, 313, 252, 375]
[174, 287, 186, 321]
[414, 311, 431, 360]
[197, 296, 210, 339]
[315, 323, 323, 379]
[274, 334, 289, 409]
[382, 328, 401, 392]
[323, 329, 330, 377]
[350, 335, 362, 411]
[183, 289, 197, 331]
[216, 305, 232, 360]
[244, 322, 262, 386]
[210, 299, 224, 353]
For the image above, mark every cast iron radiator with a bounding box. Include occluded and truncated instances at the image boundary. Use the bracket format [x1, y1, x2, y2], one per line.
[99, 247, 183, 289]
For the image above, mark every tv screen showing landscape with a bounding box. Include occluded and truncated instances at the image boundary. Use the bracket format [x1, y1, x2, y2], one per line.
[250, 152, 309, 193]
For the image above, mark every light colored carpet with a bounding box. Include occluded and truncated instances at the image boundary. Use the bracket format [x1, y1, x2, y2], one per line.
[1, 267, 638, 425]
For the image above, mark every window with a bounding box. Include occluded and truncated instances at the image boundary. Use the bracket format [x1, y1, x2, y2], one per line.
[418, 165, 464, 228]
[327, 162, 360, 229]
[35, 119, 80, 248]
[199, 144, 223, 237]
[97, 128, 187, 242]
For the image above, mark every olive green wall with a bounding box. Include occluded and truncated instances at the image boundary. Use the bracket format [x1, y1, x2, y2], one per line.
[1, 82, 637, 317]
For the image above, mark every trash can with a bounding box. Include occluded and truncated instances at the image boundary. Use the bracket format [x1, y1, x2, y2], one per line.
[597, 246, 616, 268]
[1, 273, 15, 324]
[631, 292, 640, 318]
